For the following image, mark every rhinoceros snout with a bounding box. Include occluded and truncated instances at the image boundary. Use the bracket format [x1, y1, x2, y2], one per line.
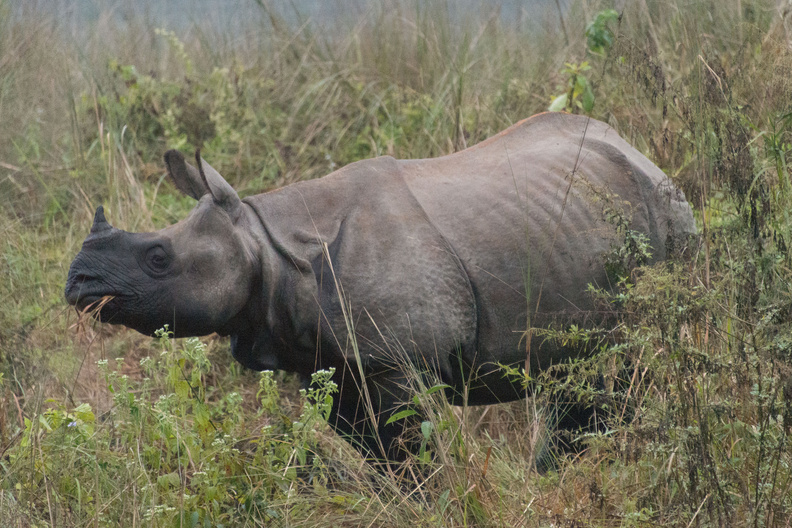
[65, 272, 86, 296]
[64, 272, 96, 308]
[64, 260, 109, 311]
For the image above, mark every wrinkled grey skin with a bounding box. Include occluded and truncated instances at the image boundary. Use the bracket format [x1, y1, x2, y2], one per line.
[66, 113, 696, 462]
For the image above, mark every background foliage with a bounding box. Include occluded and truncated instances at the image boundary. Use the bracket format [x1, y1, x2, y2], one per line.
[2, 0, 792, 526]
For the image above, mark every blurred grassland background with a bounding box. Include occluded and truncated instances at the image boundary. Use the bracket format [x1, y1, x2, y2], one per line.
[2, 0, 792, 526]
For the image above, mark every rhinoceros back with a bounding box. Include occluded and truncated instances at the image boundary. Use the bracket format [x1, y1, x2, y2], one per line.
[401, 112, 695, 381]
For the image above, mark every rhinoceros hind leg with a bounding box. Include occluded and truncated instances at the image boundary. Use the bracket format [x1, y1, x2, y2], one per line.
[536, 377, 609, 472]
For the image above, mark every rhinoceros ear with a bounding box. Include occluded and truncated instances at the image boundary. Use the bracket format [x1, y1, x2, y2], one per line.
[164, 149, 207, 201]
[194, 150, 242, 215]
[164, 149, 242, 217]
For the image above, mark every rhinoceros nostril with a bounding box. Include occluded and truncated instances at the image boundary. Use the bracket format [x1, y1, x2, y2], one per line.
[68, 274, 97, 287]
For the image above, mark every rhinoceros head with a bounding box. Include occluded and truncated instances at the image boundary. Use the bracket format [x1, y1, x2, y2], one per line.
[65, 151, 258, 338]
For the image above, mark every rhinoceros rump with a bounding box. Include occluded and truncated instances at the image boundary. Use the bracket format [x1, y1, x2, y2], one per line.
[65, 113, 695, 463]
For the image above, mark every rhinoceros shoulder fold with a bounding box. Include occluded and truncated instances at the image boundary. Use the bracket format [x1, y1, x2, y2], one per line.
[240, 155, 476, 373]
[245, 155, 402, 260]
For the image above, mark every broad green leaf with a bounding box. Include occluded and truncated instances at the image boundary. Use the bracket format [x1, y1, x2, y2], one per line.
[582, 84, 596, 113]
[549, 94, 568, 112]
[386, 408, 418, 425]
[425, 383, 452, 396]
[421, 420, 434, 440]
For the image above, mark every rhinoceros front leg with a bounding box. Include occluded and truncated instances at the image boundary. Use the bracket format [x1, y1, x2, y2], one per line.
[328, 367, 422, 466]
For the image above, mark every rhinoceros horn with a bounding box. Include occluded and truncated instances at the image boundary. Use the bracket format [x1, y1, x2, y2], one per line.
[89, 206, 112, 234]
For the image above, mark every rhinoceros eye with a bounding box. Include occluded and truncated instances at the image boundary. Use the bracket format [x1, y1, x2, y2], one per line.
[145, 246, 170, 273]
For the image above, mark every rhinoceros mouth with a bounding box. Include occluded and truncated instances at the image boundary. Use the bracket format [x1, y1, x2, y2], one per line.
[73, 294, 112, 311]
[65, 279, 127, 314]
[69, 292, 125, 315]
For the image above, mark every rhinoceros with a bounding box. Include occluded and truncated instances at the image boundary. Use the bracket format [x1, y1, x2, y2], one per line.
[65, 112, 695, 463]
